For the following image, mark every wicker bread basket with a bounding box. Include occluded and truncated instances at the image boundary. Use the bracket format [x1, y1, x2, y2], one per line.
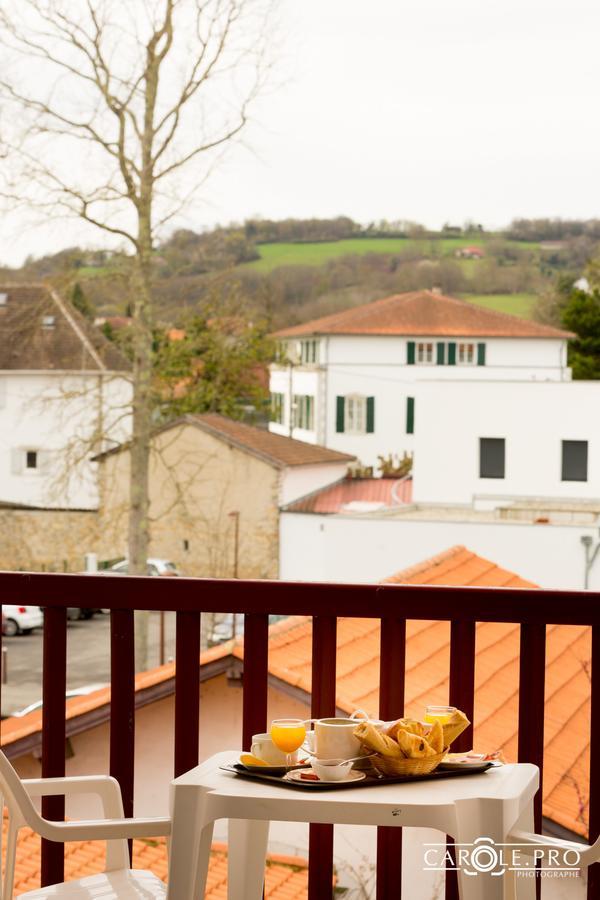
[370, 749, 447, 778]
[365, 715, 470, 778]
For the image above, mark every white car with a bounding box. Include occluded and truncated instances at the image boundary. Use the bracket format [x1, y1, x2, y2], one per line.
[11, 683, 108, 717]
[2, 605, 44, 636]
[108, 558, 180, 576]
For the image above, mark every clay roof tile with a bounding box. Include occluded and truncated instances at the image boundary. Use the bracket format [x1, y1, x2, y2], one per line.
[272, 290, 574, 340]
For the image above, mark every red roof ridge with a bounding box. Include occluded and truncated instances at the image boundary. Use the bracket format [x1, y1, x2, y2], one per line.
[383, 546, 539, 589]
[382, 545, 467, 583]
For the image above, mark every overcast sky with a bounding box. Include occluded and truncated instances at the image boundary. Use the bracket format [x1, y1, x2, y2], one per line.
[2, 0, 600, 265]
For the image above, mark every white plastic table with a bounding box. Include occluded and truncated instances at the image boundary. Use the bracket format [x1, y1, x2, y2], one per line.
[168, 750, 539, 900]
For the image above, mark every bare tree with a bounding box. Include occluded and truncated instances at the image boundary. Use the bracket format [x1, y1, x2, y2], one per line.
[0, 0, 274, 573]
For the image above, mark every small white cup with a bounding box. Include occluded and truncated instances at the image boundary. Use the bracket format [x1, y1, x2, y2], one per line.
[251, 733, 299, 766]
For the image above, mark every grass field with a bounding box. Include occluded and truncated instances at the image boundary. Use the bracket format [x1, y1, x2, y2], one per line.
[245, 237, 486, 271]
[463, 293, 538, 320]
[244, 237, 540, 273]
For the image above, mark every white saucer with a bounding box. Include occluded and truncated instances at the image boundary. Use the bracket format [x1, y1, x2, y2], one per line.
[285, 768, 366, 786]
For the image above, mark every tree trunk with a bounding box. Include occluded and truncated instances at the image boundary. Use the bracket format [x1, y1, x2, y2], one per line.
[128, 236, 153, 671]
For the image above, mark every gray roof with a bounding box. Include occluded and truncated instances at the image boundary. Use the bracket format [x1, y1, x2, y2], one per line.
[0, 284, 130, 372]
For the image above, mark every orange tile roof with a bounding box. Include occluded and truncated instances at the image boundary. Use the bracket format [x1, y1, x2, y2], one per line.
[272, 290, 574, 339]
[5, 817, 310, 898]
[382, 545, 537, 588]
[285, 476, 412, 513]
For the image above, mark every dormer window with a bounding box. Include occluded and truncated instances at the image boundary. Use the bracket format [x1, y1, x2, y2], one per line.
[42, 315, 56, 329]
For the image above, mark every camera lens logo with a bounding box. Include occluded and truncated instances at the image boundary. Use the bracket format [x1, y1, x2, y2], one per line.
[463, 837, 505, 877]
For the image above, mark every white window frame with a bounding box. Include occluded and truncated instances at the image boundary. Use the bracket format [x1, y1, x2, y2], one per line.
[270, 392, 285, 425]
[292, 394, 314, 430]
[300, 339, 319, 365]
[457, 342, 476, 365]
[344, 395, 367, 435]
[416, 341, 435, 364]
[12, 447, 46, 476]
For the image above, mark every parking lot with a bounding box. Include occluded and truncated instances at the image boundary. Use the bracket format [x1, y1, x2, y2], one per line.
[1, 610, 179, 717]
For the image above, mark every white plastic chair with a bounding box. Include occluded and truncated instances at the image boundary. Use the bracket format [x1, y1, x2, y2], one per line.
[0, 748, 170, 898]
[505, 824, 597, 898]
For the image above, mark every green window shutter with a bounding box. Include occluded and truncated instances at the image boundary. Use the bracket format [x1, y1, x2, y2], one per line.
[436, 342, 445, 365]
[477, 342, 486, 366]
[447, 342, 456, 365]
[366, 397, 375, 433]
[336, 396, 345, 433]
[407, 341, 416, 365]
[406, 397, 415, 434]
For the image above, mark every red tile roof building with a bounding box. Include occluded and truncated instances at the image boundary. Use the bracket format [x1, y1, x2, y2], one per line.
[273, 290, 573, 339]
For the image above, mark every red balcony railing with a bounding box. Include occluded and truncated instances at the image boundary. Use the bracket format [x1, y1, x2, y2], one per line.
[1, 571, 599, 900]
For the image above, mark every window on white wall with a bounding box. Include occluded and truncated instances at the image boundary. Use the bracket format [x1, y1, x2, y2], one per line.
[345, 395, 367, 434]
[479, 438, 505, 479]
[270, 392, 285, 424]
[457, 342, 475, 364]
[561, 440, 588, 482]
[292, 394, 314, 430]
[300, 339, 319, 364]
[416, 342, 434, 364]
[11, 448, 47, 475]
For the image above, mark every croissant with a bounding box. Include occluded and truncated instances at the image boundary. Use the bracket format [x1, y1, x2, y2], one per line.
[353, 722, 405, 758]
[395, 729, 437, 758]
[442, 709, 471, 748]
[387, 718, 426, 741]
[427, 720, 444, 754]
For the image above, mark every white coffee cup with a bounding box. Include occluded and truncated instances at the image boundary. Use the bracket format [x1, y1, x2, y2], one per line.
[314, 718, 362, 761]
[314, 710, 383, 762]
[251, 733, 299, 766]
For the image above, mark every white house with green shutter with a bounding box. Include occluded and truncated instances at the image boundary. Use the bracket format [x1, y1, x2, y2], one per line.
[269, 290, 573, 468]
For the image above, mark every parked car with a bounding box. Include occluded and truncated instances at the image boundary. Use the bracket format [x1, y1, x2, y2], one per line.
[2, 605, 44, 636]
[11, 683, 108, 717]
[108, 558, 180, 576]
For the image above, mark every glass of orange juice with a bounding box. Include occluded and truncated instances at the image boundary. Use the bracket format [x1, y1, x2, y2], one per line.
[270, 718, 307, 769]
[425, 705, 456, 725]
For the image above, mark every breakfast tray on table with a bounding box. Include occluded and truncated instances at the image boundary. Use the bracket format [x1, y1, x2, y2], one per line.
[220, 761, 497, 791]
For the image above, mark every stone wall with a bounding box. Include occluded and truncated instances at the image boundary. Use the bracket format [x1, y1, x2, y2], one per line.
[98, 421, 281, 579]
[0, 507, 100, 572]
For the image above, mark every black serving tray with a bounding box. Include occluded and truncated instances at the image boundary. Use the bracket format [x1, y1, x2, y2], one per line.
[220, 761, 496, 791]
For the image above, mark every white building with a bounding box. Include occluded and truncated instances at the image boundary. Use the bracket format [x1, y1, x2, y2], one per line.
[414, 380, 600, 506]
[280, 499, 600, 591]
[0, 284, 132, 510]
[279, 376, 600, 591]
[269, 289, 573, 469]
